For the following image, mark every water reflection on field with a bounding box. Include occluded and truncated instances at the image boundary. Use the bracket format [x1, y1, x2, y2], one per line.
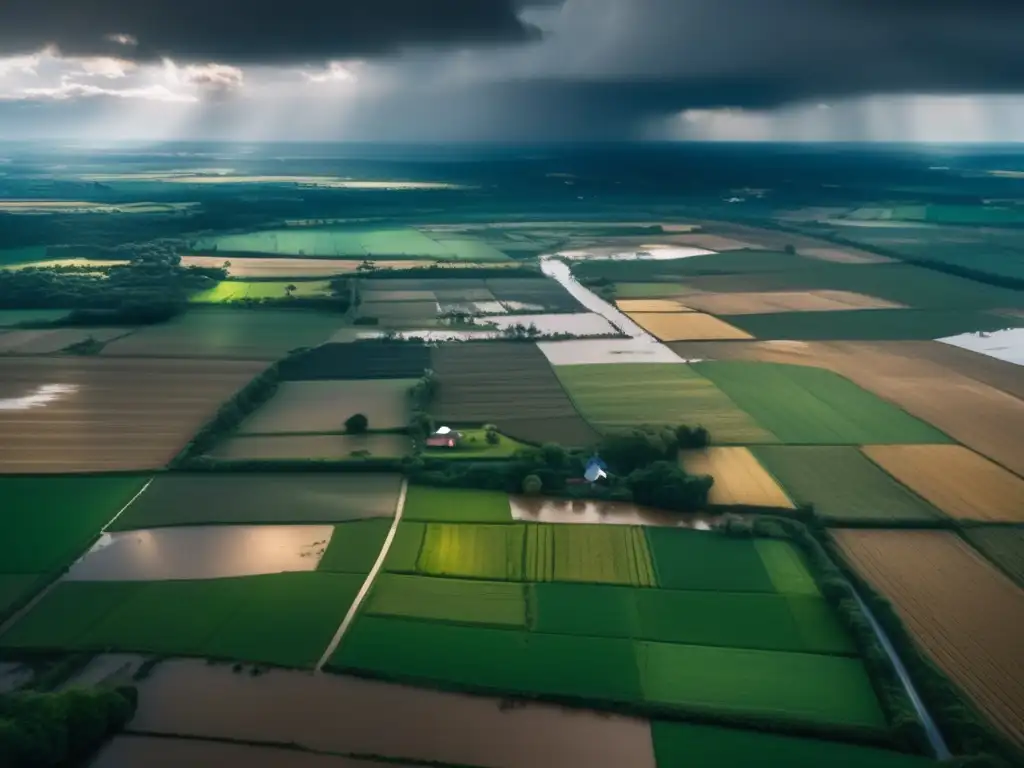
[124, 659, 657, 768]
[939, 327, 1024, 367]
[510, 496, 715, 529]
[65, 525, 333, 581]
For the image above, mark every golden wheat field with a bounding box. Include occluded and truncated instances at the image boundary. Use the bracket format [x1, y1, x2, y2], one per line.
[861, 445, 1024, 522]
[628, 312, 753, 341]
[615, 299, 694, 313]
[180, 256, 436, 277]
[680, 290, 904, 315]
[681, 447, 794, 508]
[834, 529, 1024, 748]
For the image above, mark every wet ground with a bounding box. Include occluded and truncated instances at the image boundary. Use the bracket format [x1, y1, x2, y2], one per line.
[509, 496, 715, 529]
[123, 659, 657, 768]
[939, 327, 1024, 367]
[64, 525, 334, 581]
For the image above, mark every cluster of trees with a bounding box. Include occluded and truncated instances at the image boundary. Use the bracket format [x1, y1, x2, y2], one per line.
[0, 685, 137, 767]
[407, 370, 438, 411]
[344, 413, 369, 434]
[173, 362, 281, 463]
[407, 424, 714, 513]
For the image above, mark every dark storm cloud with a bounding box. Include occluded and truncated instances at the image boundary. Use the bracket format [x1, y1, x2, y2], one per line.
[0, 1, 553, 63]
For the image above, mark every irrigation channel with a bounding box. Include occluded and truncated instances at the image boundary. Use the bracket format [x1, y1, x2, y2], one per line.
[542, 253, 952, 760]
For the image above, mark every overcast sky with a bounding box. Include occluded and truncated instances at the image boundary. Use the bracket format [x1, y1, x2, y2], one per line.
[1, 0, 1023, 142]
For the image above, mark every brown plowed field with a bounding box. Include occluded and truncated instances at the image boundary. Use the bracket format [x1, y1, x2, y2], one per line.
[430, 342, 598, 446]
[862, 445, 1024, 522]
[665, 340, 1024, 478]
[679, 290, 903, 315]
[680, 447, 794, 508]
[0, 356, 265, 472]
[834, 529, 1024, 748]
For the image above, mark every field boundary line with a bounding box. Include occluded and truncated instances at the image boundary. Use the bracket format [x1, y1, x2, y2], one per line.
[101, 476, 155, 533]
[0, 475, 155, 639]
[315, 477, 408, 672]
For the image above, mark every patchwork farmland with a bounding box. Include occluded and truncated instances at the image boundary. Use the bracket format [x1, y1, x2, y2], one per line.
[334, 517, 883, 733]
[430, 342, 599, 445]
[694, 361, 951, 445]
[834, 530, 1024, 749]
[0, 356, 266, 472]
[753, 446, 943, 523]
[861, 445, 1024, 523]
[554, 363, 776, 442]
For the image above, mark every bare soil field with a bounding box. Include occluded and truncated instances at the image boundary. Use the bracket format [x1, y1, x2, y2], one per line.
[666, 340, 1024, 477]
[699, 221, 891, 263]
[862, 445, 1024, 522]
[679, 290, 903, 315]
[92, 736, 399, 768]
[65, 525, 333, 581]
[279, 343, 430, 381]
[887, 341, 1024, 401]
[628, 312, 753, 341]
[0, 327, 132, 354]
[615, 299, 694, 313]
[126, 660, 656, 768]
[666, 233, 759, 251]
[834, 529, 1024, 748]
[237, 379, 416, 434]
[430, 342, 598, 446]
[209, 433, 411, 460]
[0, 356, 265, 472]
[680, 448, 794, 509]
[181, 256, 435, 277]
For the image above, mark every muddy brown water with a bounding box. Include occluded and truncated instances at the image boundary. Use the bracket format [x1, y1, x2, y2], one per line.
[126, 660, 656, 768]
[509, 496, 715, 529]
[64, 525, 334, 581]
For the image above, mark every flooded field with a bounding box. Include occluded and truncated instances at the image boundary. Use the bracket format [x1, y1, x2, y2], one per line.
[488, 312, 619, 336]
[0, 327, 131, 355]
[538, 338, 683, 365]
[92, 736, 404, 768]
[126, 659, 656, 768]
[64, 525, 334, 581]
[509, 496, 715, 529]
[558, 245, 714, 261]
[0, 661, 31, 692]
[939, 327, 1024, 367]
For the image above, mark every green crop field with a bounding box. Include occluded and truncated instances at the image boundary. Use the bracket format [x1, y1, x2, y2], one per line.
[0, 246, 49, 266]
[531, 582, 853, 655]
[694, 361, 951, 444]
[614, 282, 695, 299]
[752, 446, 943, 523]
[111, 473, 401, 530]
[401, 487, 513, 523]
[417, 523, 525, 581]
[754, 540, 820, 597]
[962, 526, 1024, 588]
[196, 227, 510, 261]
[651, 721, 937, 768]
[645, 528, 776, 592]
[383, 521, 426, 572]
[189, 280, 331, 303]
[637, 641, 884, 728]
[572, 250, 819, 282]
[366, 574, 528, 627]
[0, 475, 147, 574]
[318, 519, 392, 575]
[0, 572, 360, 669]
[0, 574, 47, 620]
[102, 309, 342, 359]
[331, 616, 643, 704]
[526, 524, 656, 586]
[0, 309, 72, 326]
[554, 363, 776, 443]
[726, 309, 1013, 341]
